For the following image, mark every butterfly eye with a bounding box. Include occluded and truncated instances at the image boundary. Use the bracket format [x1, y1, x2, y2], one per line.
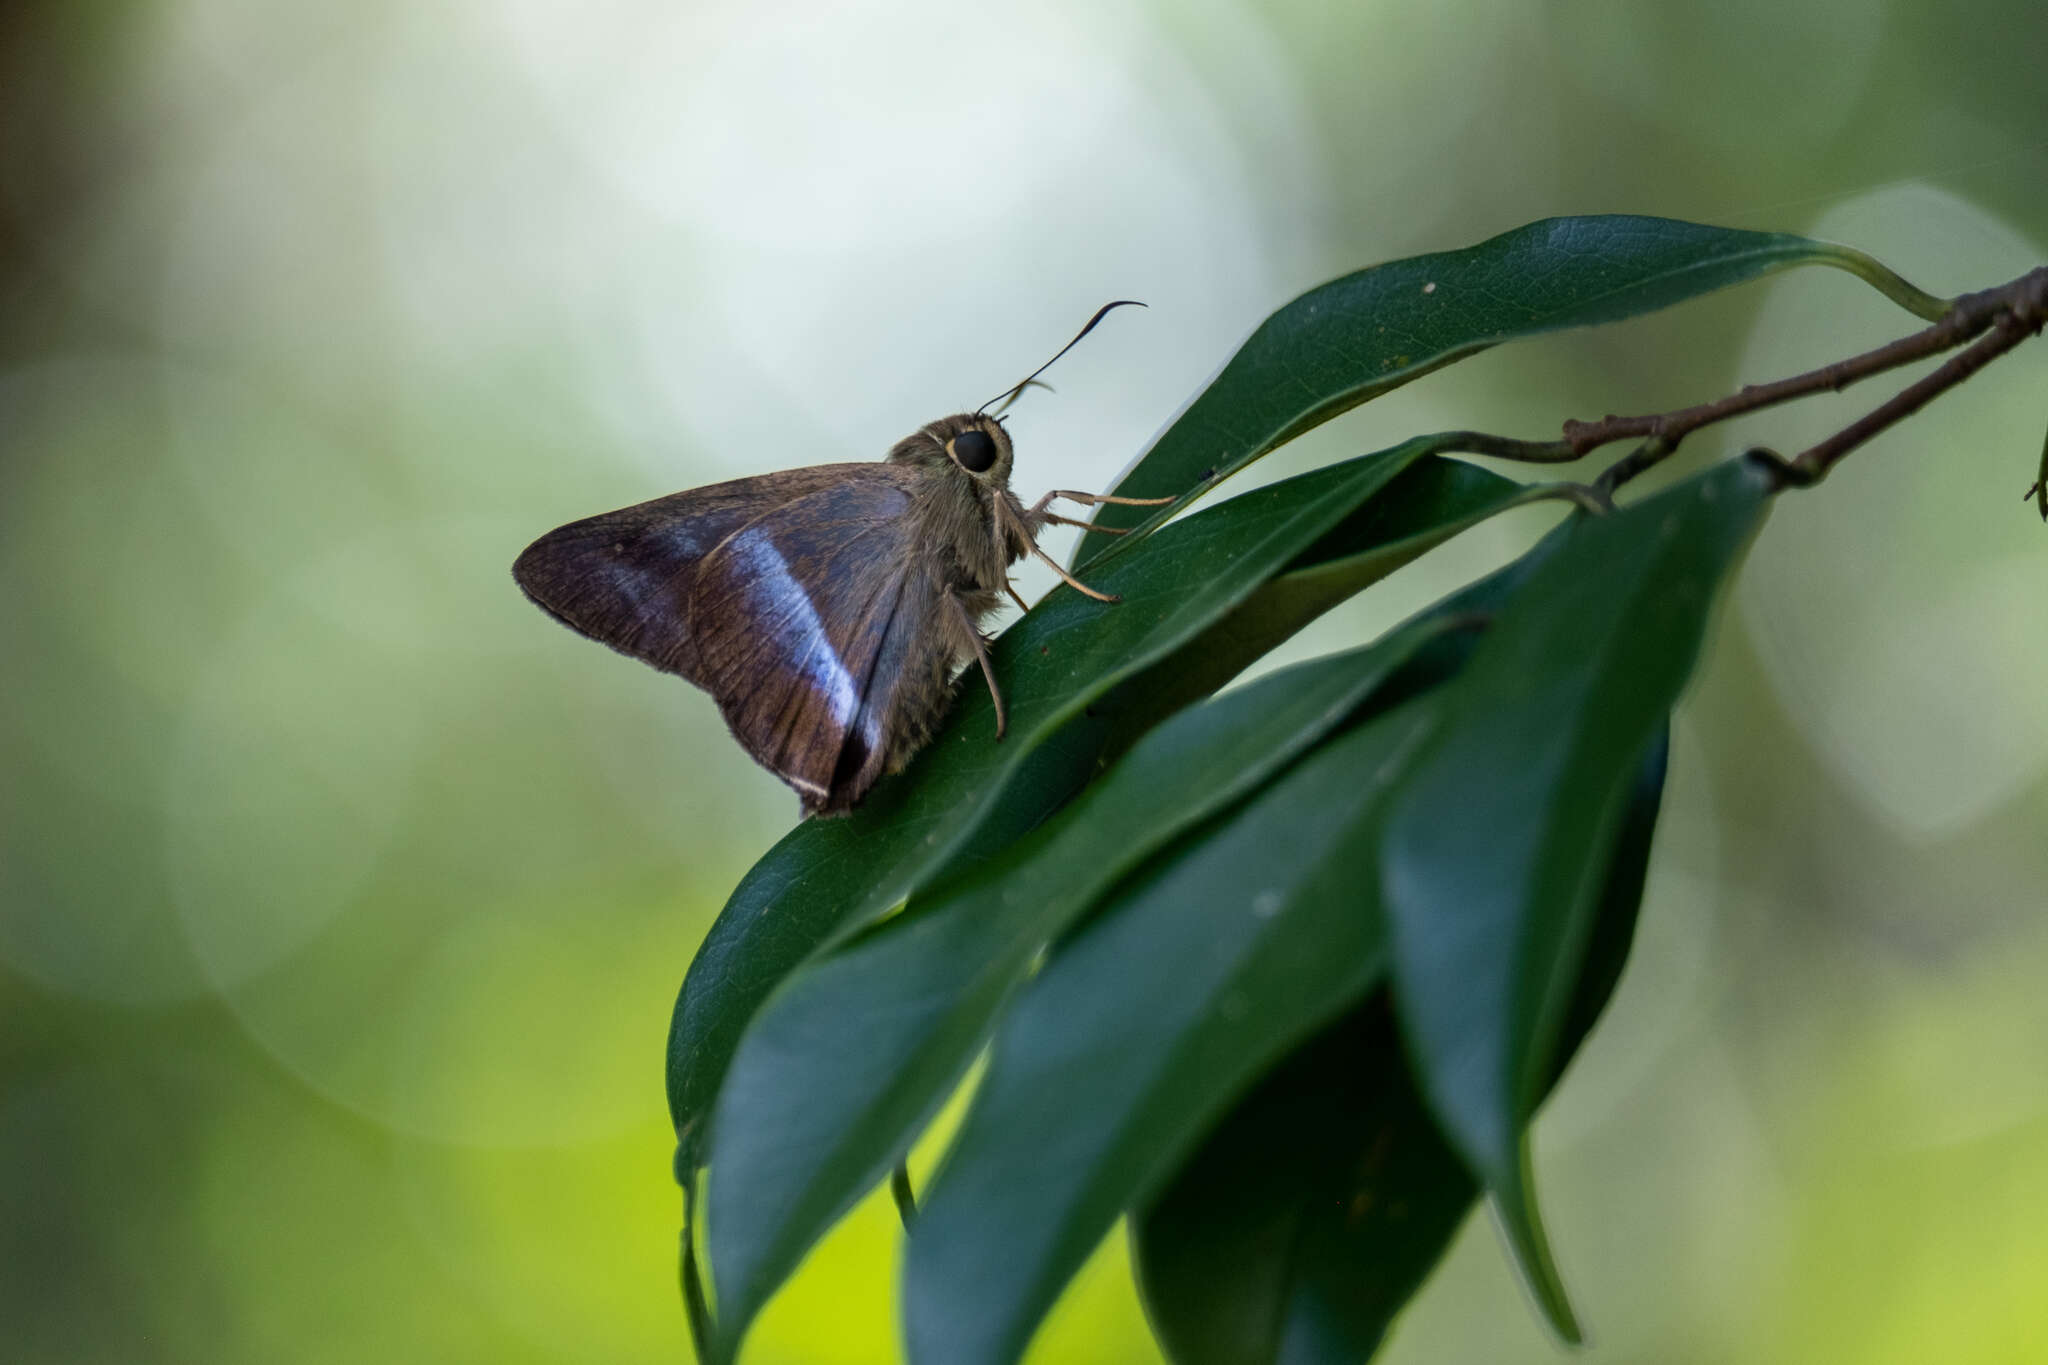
[949, 429, 998, 473]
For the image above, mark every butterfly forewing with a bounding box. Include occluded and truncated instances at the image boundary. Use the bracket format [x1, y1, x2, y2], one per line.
[511, 466, 866, 682]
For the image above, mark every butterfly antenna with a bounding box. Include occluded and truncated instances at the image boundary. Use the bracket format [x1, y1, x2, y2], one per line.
[986, 378, 1054, 419]
[977, 300, 1145, 415]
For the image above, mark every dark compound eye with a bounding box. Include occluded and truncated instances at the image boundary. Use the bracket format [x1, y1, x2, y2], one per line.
[949, 428, 997, 473]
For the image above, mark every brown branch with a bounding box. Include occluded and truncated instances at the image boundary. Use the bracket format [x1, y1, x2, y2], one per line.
[1429, 431, 1578, 463]
[1591, 437, 1672, 495]
[1461, 264, 2048, 496]
[1783, 309, 2037, 483]
[1565, 277, 2032, 451]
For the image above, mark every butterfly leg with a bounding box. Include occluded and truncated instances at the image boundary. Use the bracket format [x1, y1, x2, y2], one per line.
[950, 595, 1008, 739]
[1023, 539, 1119, 603]
[1003, 581, 1031, 614]
[1037, 511, 1128, 534]
[995, 497, 1122, 604]
[1027, 489, 1177, 514]
[1020, 490, 1170, 564]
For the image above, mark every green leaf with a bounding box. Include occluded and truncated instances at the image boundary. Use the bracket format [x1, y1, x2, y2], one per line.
[674, 209, 1935, 1208]
[901, 695, 1447, 1365]
[1130, 737, 1668, 1365]
[1134, 1003, 1468, 1365]
[702, 615, 1462, 1355]
[1380, 457, 1771, 1340]
[667, 446, 1516, 1173]
[1076, 215, 1899, 564]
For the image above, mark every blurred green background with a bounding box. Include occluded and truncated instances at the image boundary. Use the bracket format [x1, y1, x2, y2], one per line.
[4, 2, 2045, 1361]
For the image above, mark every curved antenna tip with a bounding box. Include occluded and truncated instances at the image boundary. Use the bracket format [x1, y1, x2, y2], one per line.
[977, 300, 1147, 415]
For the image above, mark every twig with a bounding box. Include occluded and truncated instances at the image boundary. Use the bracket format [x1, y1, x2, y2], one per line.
[1567, 298, 1996, 453]
[1404, 265, 2048, 495]
[1556, 265, 2048, 492]
[1781, 309, 2038, 484]
[1430, 431, 1577, 463]
[1592, 437, 1671, 495]
[1513, 480, 1615, 516]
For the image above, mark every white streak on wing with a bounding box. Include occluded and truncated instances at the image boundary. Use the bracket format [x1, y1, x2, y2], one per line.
[724, 529, 861, 728]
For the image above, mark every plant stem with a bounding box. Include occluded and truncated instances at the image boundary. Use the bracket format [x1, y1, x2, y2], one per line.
[681, 1184, 718, 1361]
[1430, 431, 1578, 463]
[1783, 308, 2037, 483]
[1812, 243, 1953, 323]
[1460, 264, 2048, 496]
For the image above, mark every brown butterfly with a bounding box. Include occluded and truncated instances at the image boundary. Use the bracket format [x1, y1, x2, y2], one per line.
[512, 304, 1169, 816]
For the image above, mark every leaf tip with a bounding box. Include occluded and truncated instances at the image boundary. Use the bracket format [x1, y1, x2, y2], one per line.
[1487, 1147, 1585, 1347]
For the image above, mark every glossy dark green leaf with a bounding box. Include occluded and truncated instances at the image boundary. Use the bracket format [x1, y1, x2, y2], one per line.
[1131, 737, 1667, 1365]
[1380, 457, 1771, 1340]
[1089, 459, 1553, 735]
[1076, 215, 1908, 564]
[703, 615, 1462, 1356]
[902, 695, 1447, 1365]
[667, 445, 1517, 1176]
[1134, 1001, 1467, 1365]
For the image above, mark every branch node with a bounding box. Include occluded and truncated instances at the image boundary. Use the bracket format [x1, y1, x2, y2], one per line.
[1746, 446, 1817, 489]
[1594, 436, 1674, 495]
[1535, 481, 1616, 516]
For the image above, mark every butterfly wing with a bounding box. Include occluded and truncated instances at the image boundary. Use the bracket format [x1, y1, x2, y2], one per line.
[686, 474, 953, 813]
[514, 463, 955, 813]
[511, 465, 865, 683]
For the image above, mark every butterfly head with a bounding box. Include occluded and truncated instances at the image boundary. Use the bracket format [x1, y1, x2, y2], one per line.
[893, 412, 1016, 488]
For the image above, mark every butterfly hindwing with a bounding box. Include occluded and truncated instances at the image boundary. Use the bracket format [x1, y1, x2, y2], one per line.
[686, 473, 952, 812]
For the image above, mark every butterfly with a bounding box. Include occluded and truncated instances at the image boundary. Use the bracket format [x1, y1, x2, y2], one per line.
[511, 304, 1169, 816]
